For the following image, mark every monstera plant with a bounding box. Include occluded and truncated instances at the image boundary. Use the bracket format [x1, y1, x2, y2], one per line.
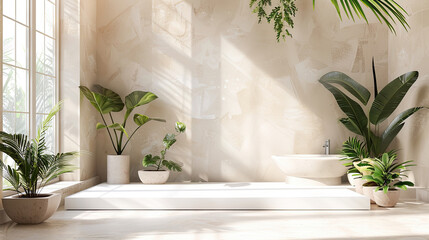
[319, 60, 425, 158]
[250, 0, 409, 41]
[79, 85, 165, 184]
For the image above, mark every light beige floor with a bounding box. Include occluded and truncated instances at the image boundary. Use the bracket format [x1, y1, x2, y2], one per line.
[1, 202, 429, 240]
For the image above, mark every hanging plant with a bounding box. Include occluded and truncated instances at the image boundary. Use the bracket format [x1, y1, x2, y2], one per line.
[250, 0, 410, 42]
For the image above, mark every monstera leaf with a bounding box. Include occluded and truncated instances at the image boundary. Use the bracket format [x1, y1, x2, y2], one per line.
[79, 86, 124, 114]
[93, 85, 124, 112]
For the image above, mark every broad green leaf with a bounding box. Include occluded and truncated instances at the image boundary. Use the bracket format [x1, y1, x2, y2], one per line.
[378, 107, 424, 153]
[93, 85, 124, 112]
[163, 133, 177, 149]
[125, 91, 158, 114]
[339, 118, 361, 135]
[369, 71, 419, 125]
[319, 71, 371, 105]
[79, 86, 118, 114]
[134, 114, 166, 126]
[142, 154, 160, 167]
[320, 82, 368, 136]
[96, 123, 106, 129]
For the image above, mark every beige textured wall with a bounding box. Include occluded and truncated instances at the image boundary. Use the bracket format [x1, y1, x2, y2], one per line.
[95, 0, 389, 182]
[388, 0, 429, 187]
[60, 0, 98, 181]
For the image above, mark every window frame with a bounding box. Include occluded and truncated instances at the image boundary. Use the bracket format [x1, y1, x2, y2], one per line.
[1, 0, 60, 187]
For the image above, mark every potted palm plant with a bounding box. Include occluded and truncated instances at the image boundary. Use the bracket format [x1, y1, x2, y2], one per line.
[139, 122, 186, 184]
[362, 153, 415, 207]
[79, 85, 165, 184]
[0, 102, 77, 224]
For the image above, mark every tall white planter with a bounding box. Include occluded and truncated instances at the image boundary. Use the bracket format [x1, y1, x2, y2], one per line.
[107, 155, 130, 184]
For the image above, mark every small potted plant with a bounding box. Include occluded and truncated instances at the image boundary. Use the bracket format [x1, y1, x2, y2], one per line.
[0, 102, 77, 224]
[340, 137, 369, 187]
[362, 153, 415, 207]
[79, 85, 165, 184]
[139, 122, 186, 184]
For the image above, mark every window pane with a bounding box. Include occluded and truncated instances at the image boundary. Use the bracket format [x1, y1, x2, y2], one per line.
[36, 0, 44, 33]
[15, 68, 28, 112]
[16, 0, 28, 25]
[45, 36, 55, 76]
[15, 112, 29, 135]
[44, 76, 54, 113]
[3, 65, 15, 111]
[45, 0, 55, 37]
[3, 17, 15, 65]
[36, 73, 44, 112]
[3, 0, 15, 19]
[36, 114, 55, 152]
[36, 32, 44, 73]
[2, 112, 14, 133]
[16, 23, 29, 68]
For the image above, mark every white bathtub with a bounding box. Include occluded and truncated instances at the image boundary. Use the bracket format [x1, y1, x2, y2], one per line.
[272, 154, 347, 186]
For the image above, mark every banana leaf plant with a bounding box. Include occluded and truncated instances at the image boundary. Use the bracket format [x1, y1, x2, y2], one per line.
[361, 153, 415, 193]
[320, 59, 425, 157]
[0, 102, 77, 197]
[79, 85, 165, 155]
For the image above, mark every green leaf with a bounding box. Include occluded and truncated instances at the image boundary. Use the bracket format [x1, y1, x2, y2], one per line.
[339, 118, 361, 135]
[133, 114, 166, 126]
[163, 134, 177, 149]
[96, 123, 106, 129]
[79, 86, 121, 114]
[142, 154, 160, 167]
[107, 123, 128, 138]
[162, 160, 182, 172]
[93, 85, 124, 112]
[319, 71, 370, 105]
[175, 122, 186, 133]
[369, 71, 419, 125]
[378, 107, 424, 153]
[125, 91, 158, 120]
[320, 82, 368, 135]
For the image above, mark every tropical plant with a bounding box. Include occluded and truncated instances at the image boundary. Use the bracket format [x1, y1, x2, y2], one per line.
[319, 59, 425, 157]
[361, 153, 415, 193]
[142, 122, 186, 172]
[0, 102, 77, 197]
[340, 136, 368, 174]
[79, 85, 166, 155]
[250, 0, 409, 42]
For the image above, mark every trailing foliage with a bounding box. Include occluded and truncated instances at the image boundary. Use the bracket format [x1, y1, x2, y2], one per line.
[320, 60, 425, 157]
[250, 0, 297, 41]
[79, 85, 166, 155]
[250, 0, 409, 42]
[142, 122, 186, 172]
[361, 153, 415, 193]
[0, 102, 77, 197]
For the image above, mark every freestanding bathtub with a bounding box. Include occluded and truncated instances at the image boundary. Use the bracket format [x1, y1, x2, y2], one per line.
[272, 154, 347, 186]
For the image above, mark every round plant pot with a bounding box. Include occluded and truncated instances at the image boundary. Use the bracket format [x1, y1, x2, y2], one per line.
[362, 186, 377, 204]
[347, 173, 358, 186]
[2, 193, 61, 224]
[374, 189, 400, 207]
[107, 155, 130, 184]
[354, 178, 367, 194]
[138, 170, 170, 184]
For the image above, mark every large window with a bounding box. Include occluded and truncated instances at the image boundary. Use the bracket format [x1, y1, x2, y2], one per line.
[2, 0, 58, 185]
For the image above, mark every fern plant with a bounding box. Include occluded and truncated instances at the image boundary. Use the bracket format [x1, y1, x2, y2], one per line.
[340, 137, 369, 174]
[0, 102, 77, 197]
[142, 122, 186, 172]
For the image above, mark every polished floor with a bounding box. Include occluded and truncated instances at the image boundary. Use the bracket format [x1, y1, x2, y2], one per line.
[1, 202, 429, 240]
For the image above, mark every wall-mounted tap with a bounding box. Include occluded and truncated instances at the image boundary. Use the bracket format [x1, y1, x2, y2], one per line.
[322, 139, 330, 155]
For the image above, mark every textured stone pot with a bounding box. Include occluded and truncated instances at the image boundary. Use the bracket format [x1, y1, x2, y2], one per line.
[2, 193, 61, 224]
[107, 155, 130, 184]
[374, 189, 400, 207]
[362, 186, 377, 204]
[138, 170, 170, 184]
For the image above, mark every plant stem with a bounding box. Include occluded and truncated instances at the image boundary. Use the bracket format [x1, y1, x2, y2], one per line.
[100, 113, 118, 154]
[109, 112, 119, 147]
[121, 125, 143, 153]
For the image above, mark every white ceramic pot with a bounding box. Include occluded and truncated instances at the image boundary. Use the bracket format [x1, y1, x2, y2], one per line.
[138, 170, 170, 184]
[374, 189, 400, 207]
[2, 193, 61, 224]
[347, 172, 359, 186]
[362, 186, 377, 204]
[354, 178, 367, 194]
[107, 155, 130, 184]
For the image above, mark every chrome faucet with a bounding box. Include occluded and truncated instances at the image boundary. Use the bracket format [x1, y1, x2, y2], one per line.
[323, 139, 330, 155]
